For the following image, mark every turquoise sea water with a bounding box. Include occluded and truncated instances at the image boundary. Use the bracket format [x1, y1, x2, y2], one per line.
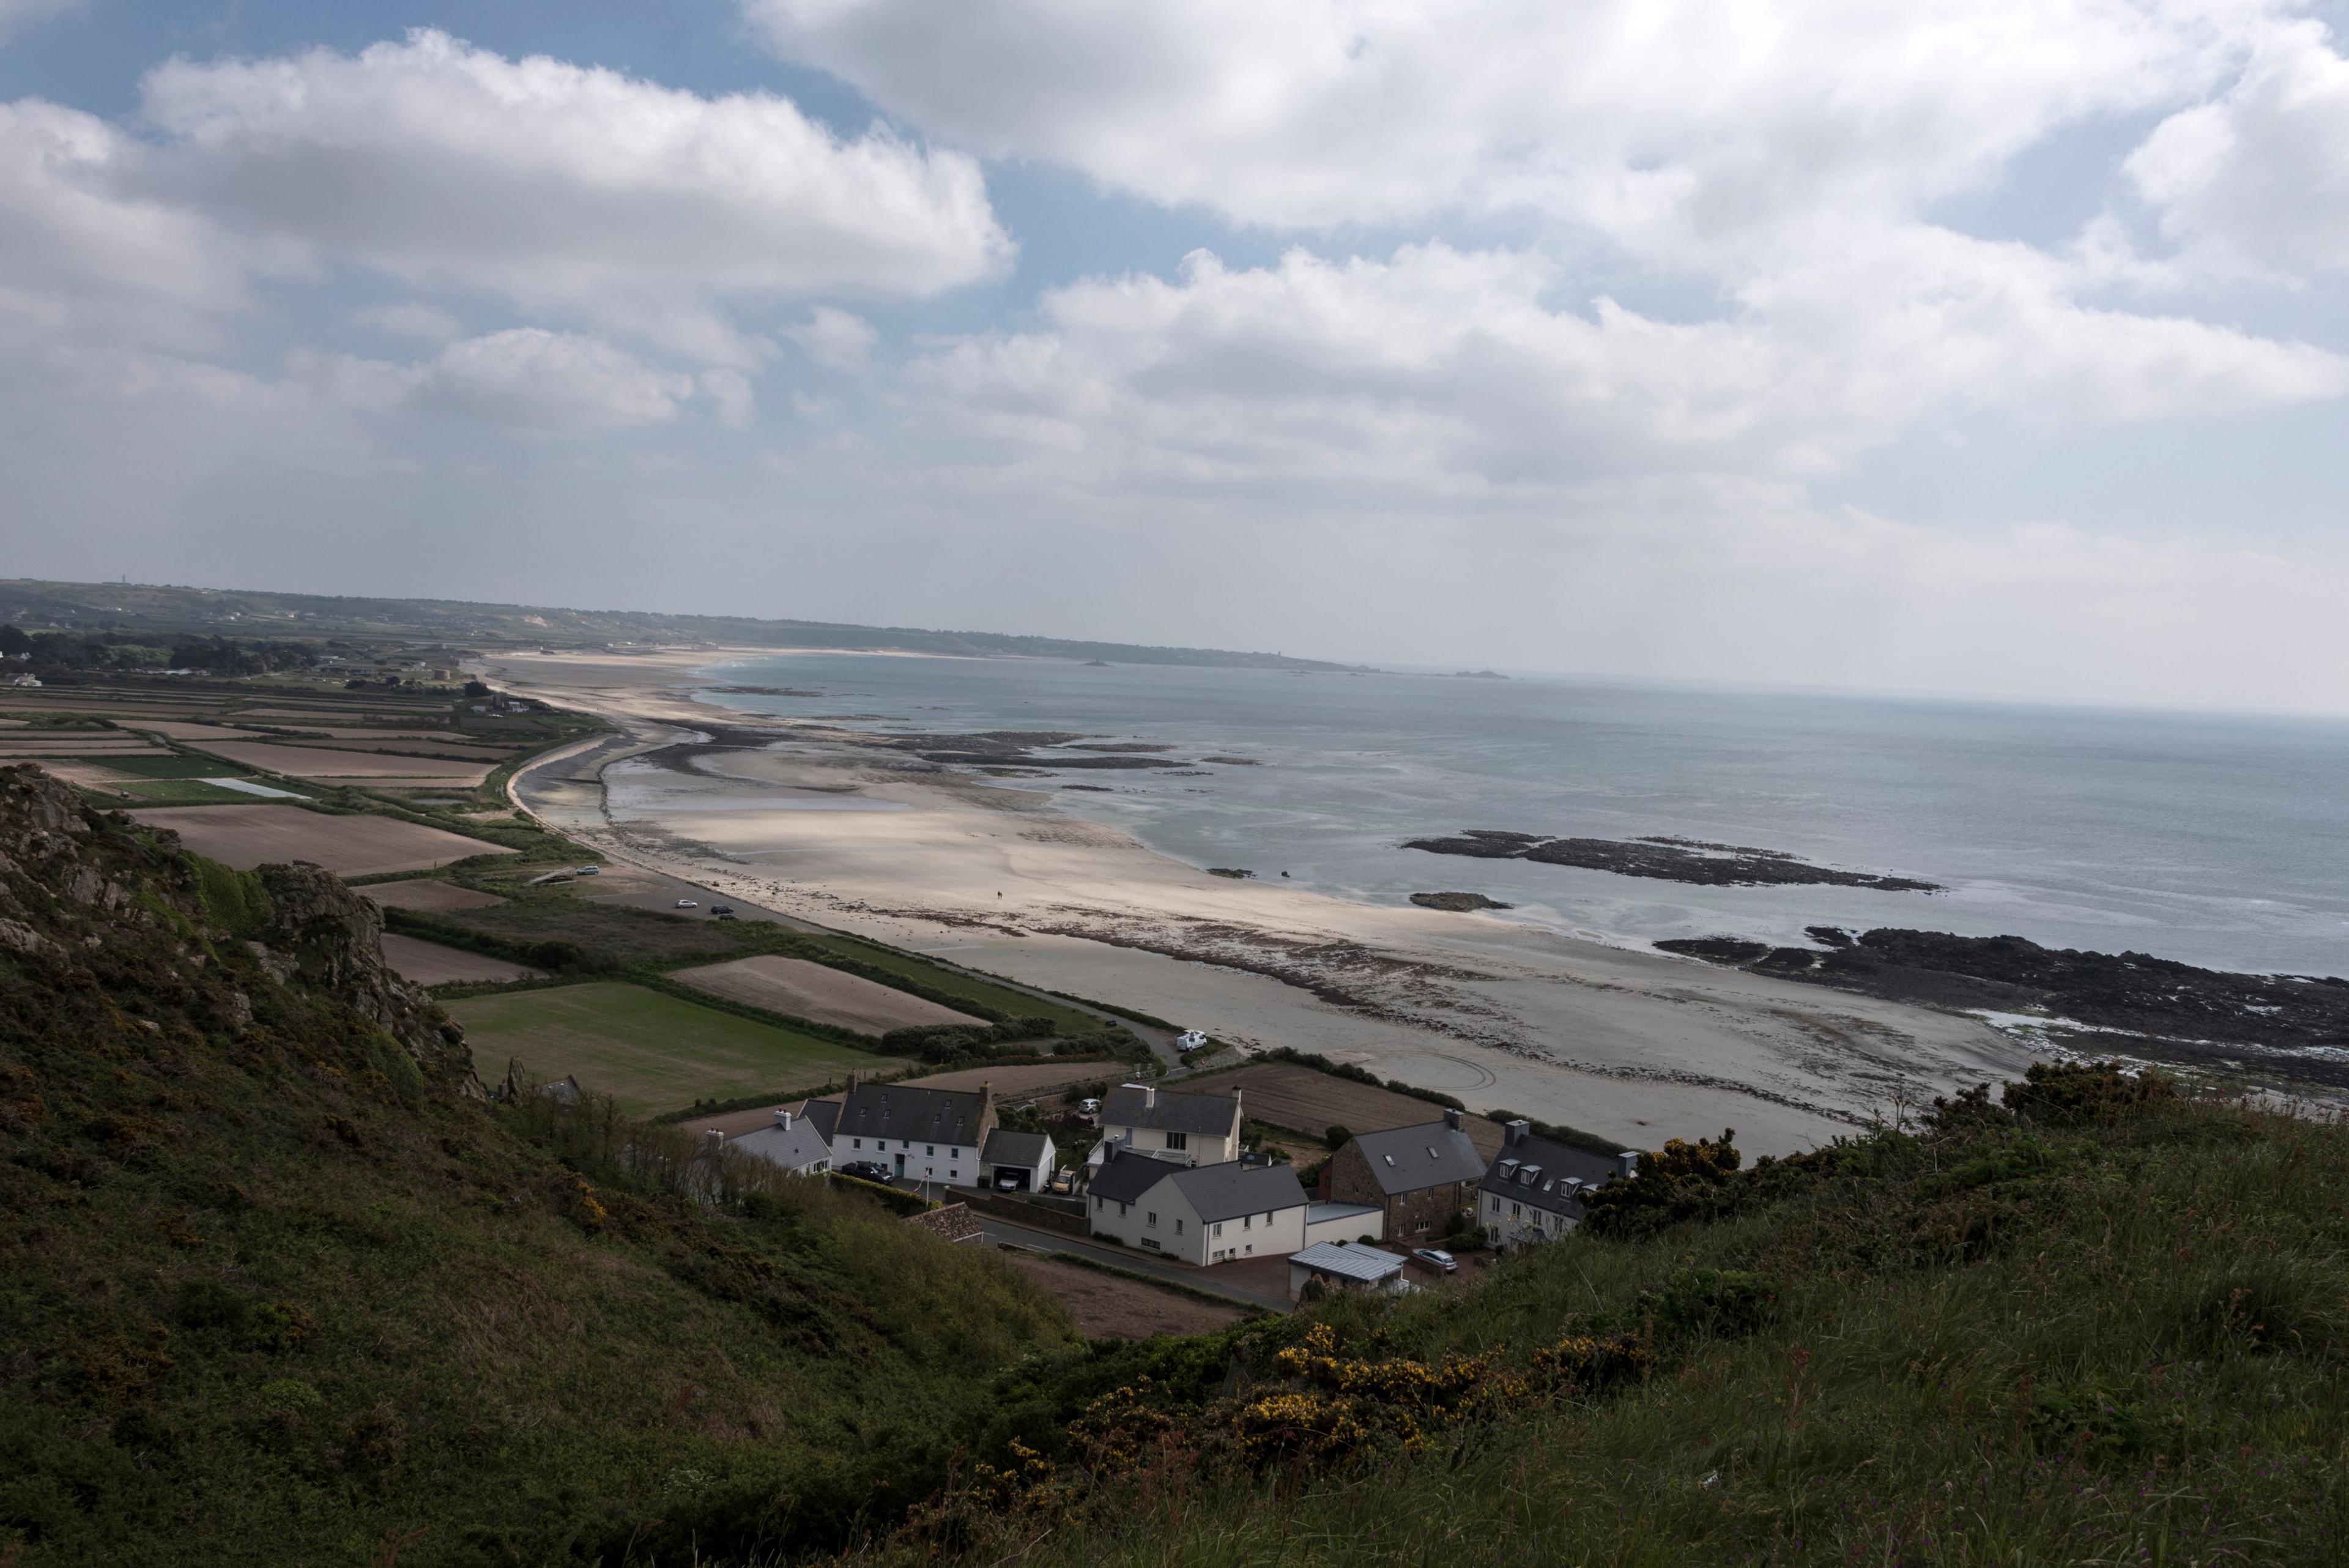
[700, 655, 2349, 978]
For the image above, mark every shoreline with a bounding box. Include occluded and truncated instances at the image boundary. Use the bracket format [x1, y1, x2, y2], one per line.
[477, 647, 2036, 1156]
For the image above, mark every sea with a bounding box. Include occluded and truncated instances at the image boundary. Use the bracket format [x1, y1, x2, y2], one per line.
[696, 653, 2349, 979]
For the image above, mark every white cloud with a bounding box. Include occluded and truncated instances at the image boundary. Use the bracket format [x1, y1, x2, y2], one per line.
[910, 242, 2345, 502]
[352, 300, 464, 342]
[412, 329, 696, 434]
[0, 0, 80, 46]
[139, 28, 1012, 362]
[748, 0, 2276, 251]
[783, 305, 878, 370]
[2128, 20, 2349, 278]
[0, 98, 272, 353]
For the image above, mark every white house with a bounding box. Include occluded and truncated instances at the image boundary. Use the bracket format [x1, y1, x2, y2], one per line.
[981, 1128, 1056, 1192]
[1303, 1201, 1384, 1247]
[1087, 1150, 1308, 1265]
[1088, 1082, 1243, 1171]
[726, 1106, 832, 1176]
[1288, 1241, 1410, 1300]
[829, 1078, 997, 1188]
[1478, 1120, 1637, 1249]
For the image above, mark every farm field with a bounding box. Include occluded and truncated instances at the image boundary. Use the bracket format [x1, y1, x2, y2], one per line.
[443, 981, 910, 1115]
[127, 804, 512, 876]
[188, 740, 496, 782]
[1001, 1254, 1251, 1339]
[673, 954, 984, 1034]
[379, 933, 541, 984]
[361, 877, 508, 912]
[123, 721, 272, 740]
[1177, 1061, 1508, 1160]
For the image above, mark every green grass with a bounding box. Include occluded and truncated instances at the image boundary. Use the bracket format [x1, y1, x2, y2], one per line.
[883, 1082, 2349, 1568]
[106, 778, 273, 806]
[443, 980, 912, 1113]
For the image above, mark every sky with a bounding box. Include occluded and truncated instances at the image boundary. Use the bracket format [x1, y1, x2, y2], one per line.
[5, 1, 2349, 713]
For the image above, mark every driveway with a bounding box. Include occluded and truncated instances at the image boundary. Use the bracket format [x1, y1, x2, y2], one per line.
[976, 1216, 1293, 1313]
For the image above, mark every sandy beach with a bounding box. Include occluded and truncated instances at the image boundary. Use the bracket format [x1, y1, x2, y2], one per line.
[477, 647, 2035, 1156]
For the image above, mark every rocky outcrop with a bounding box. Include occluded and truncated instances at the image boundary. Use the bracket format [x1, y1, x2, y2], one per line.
[0, 764, 475, 1090]
[1410, 892, 1515, 912]
[1405, 830, 1939, 892]
[1660, 923, 2349, 1085]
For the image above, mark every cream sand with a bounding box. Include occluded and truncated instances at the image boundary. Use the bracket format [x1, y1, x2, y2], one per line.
[478, 647, 2035, 1156]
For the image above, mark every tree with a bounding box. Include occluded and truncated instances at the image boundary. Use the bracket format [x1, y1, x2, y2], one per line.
[462, 680, 491, 699]
[0, 625, 29, 656]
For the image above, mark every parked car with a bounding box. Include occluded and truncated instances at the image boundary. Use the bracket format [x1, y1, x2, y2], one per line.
[1174, 1029, 1209, 1051]
[574, 866, 599, 875]
[710, 904, 735, 916]
[836, 1161, 893, 1183]
[1411, 1248, 1458, 1274]
[1077, 1098, 1100, 1114]
[711, 910, 737, 921]
[995, 1172, 1023, 1190]
[674, 898, 698, 908]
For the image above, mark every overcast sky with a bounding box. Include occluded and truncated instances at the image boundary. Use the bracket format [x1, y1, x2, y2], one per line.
[5, 2, 2349, 712]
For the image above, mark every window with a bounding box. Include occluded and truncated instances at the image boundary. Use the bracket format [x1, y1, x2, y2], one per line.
[1213, 1222, 1223, 1237]
[852, 1139, 862, 1149]
[1167, 1131, 1187, 1150]
[1147, 1211, 1158, 1228]
[1095, 1196, 1104, 1211]
[1511, 1203, 1521, 1218]
[950, 1170, 959, 1180]
[1242, 1214, 1252, 1230]
[1119, 1202, 1129, 1216]
[927, 1145, 936, 1156]
[1176, 1219, 1184, 1235]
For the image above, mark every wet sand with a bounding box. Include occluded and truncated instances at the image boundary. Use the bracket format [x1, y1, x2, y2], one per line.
[477, 647, 2035, 1157]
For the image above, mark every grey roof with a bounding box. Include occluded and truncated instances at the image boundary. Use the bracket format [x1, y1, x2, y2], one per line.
[1482, 1134, 1619, 1217]
[1102, 1084, 1239, 1137]
[797, 1099, 841, 1143]
[983, 1129, 1053, 1167]
[1088, 1148, 1180, 1206]
[1164, 1159, 1308, 1223]
[1291, 1242, 1406, 1282]
[1349, 1121, 1486, 1196]
[1307, 1202, 1381, 1224]
[729, 1118, 833, 1173]
[834, 1083, 991, 1146]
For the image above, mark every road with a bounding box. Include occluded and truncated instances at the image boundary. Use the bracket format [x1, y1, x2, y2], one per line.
[974, 1216, 1293, 1312]
[503, 734, 1185, 1069]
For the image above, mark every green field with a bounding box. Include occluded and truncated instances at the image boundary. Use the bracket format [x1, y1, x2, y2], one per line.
[444, 980, 911, 1113]
[100, 778, 269, 806]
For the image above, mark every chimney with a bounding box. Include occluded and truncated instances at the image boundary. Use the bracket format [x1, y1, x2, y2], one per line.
[979, 1080, 996, 1125]
[703, 1129, 723, 1145]
[1443, 1107, 1463, 1132]
[1505, 1119, 1529, 1148]
[1143, 1083, 1156, 1109]
[776, 1107, 793, 1131]
[845, 1069, 863, 1093]
[1616, 1150, 1639, 1181]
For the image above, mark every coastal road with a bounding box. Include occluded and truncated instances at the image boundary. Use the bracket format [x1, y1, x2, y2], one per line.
[974, 1216, 1293, 1312]
[502, 730, 1186, 1070]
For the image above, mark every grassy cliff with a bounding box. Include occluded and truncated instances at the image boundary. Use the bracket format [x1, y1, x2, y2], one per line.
[0, 767, 1075, 1565]
[874, 1072, 2349, 1567]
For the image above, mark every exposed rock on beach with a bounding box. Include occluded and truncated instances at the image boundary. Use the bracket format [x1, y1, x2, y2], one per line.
[1406, 829, 1939, 891]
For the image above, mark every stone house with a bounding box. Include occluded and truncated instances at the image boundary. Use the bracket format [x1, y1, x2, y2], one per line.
[1321, 1109, 1485, 1243]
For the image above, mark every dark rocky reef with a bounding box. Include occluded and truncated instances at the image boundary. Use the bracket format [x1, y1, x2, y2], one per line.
[1405, 829, 1939, 891]
[1410, 891, 1515, 912]
[1661, 925, 2349, 1086]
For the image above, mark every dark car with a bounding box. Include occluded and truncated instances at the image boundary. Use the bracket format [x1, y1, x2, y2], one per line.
[836, 1161, 894, 1183]
[710, 904, 736, 917]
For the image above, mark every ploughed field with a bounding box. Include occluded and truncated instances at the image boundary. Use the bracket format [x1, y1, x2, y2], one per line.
[443, 980, 911, 1114]
[377, 932, 543, 985]
[1179, 1061, 1509, 1158]
[127, 803, 513, 876]
[358, 876, 508, 912]
[674, 954, 985, 1034]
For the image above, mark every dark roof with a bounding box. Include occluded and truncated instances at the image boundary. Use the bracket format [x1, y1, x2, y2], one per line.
[1482, 1133, 1620, 1217]
[1102, 1084, 1239, 1137]
[1167, 1160, 1308, 1223]
[1088, 1148, 1179, 1206]
[1349, 1121, 1485, 1196]
[834, 1083, 992, 1146]
[796, 1099, 841, 1143]
[982, 1129, 1053, 1166]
